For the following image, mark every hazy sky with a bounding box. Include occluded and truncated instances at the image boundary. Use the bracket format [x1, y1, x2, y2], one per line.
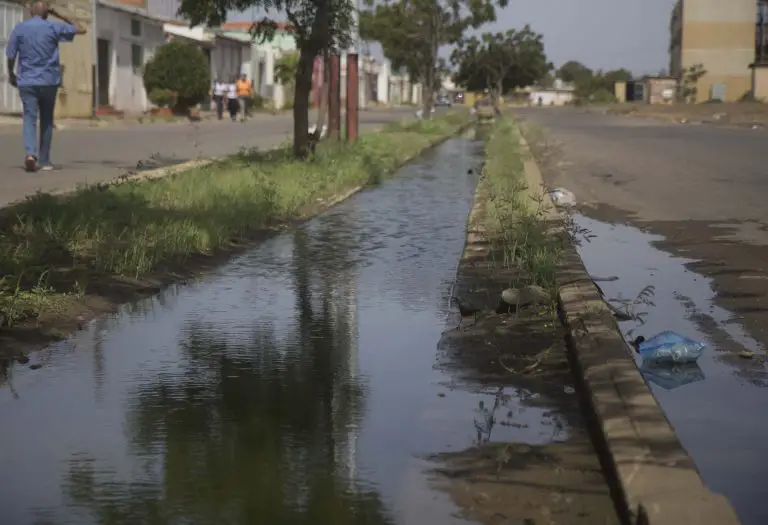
[230, 0, 677, 76]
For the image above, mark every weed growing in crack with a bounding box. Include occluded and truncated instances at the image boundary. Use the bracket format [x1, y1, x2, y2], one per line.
[483, 119, 563, 297]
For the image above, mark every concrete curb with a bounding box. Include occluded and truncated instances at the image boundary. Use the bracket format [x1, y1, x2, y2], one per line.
[1, 120, 472, 218]
[516, 130, 742, 525]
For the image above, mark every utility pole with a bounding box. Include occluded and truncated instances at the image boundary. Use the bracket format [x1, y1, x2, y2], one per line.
[329, 54, 341, 140]
[345, 0, 360, 143]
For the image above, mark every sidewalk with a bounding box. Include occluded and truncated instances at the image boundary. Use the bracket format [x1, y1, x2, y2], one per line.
[0, 108, 413, 208]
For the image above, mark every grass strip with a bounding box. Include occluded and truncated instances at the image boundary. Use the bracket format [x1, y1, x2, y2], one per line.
[482, 118, 562, 298]
[0, 112, 469, 327]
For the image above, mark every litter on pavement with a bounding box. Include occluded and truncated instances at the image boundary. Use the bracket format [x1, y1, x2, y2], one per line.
[634, 331, 706, 366]
[548, 187, 576, 207]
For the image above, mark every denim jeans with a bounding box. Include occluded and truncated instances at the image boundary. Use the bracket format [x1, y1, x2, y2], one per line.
[18, 85, 58, 165]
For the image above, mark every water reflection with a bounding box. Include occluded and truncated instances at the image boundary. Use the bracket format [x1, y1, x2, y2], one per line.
[0, 139, 486, 525]
[572, 212, 768, 525]
[62, 319, 388, 525]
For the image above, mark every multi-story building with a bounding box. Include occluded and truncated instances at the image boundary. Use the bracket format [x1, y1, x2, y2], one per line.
[668, 0, 756, 102]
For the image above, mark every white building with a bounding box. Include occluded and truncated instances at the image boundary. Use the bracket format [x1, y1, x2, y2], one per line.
[0, 0, 24, 114]
[164, 22, 250, 86]
[527, 79, 575, 106]
[96, 2, 167, 114]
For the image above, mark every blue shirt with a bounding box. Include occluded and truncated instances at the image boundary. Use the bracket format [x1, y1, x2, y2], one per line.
[5, 17, 77, 87]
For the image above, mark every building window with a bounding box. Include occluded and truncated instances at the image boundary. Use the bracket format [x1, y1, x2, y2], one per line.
[130, 19, 141, 37]
[131, 44, 143, 70]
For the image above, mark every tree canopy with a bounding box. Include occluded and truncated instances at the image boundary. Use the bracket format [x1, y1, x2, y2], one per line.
[555, 60, 633, 102]
[451, 26, 551, 94]
[177, 0, 355, 158]
[557, 60, 592, 84]
[360, 0, 507, 116]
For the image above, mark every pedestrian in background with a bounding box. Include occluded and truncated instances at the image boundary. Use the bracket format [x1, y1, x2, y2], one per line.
[5, 1, 86, 172]
[235, 74, 252, 122]
[212, 77, 226, 120]
[226, 77, 238, 122]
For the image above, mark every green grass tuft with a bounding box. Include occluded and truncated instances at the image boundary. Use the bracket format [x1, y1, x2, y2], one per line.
[482, 118, 562, 296]
[0, 112, 469, 326]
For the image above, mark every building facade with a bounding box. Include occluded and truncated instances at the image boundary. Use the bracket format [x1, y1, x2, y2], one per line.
[669, 0, 756, 102]
[97, 3, 167, 114]
[0, 1, 25, 114]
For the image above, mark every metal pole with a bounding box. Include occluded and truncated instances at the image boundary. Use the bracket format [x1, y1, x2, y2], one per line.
[346, 53, 358, 143]
[329, 54, 341, 140]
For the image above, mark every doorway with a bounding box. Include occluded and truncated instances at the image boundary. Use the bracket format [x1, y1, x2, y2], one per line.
[97, 38, 111, 106]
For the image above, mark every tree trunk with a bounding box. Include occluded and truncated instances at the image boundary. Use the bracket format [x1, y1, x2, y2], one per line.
[293, 46, 317, 159]
[422, 67, 433, 120]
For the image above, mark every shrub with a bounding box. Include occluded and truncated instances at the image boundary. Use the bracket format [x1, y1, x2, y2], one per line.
[148, 88, 177, 108]
[143, 41, 210, 112]
[589, 88, 617, 104]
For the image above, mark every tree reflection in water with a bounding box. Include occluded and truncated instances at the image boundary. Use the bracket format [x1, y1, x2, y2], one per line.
[62, 222, 393, 524]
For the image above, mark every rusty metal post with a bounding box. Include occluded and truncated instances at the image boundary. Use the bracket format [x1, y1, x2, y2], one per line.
[346, 53, 359, 144]
[329, 54, 341, 141]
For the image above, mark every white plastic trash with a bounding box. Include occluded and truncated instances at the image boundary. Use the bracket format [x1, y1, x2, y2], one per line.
[549, 187, 576, 207]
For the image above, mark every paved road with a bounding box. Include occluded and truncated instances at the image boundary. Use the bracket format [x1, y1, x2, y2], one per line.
[0, 107, 417, 207]
[514, 107, 768, 524]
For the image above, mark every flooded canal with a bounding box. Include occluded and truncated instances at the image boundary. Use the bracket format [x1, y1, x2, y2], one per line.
[0, 139, 574, 525]
[572, 213, 768, 525]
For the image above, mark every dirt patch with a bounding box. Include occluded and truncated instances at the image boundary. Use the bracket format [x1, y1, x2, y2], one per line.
[429, 171, 619, 524]
[595, 102, 768, 128]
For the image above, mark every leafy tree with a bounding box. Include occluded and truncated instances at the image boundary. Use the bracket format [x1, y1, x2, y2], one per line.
[452, 26, 550, 101]
[274, 50, 300, 106]
[557, 60, 592, 84]
[601, 68, 632, 86]
[360, 0, 507, 119]
[143, 41, 210, 112]
[680, 63, 706, 102]
[275, 51, 301, 86]
[177, 0, 354, 158]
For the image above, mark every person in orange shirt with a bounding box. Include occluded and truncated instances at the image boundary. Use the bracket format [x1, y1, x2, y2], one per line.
[235, 74, 252, 122]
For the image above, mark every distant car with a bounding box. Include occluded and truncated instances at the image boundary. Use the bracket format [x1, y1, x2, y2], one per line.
[435, 94, 452, 107]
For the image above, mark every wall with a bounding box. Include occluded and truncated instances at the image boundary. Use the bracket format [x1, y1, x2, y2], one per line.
[97, 6, 165, 113]
[222, 28, 295, 103]
[211, 37, 245, 82]
[376, 61, 389, 104]
[529, 90, 573, 106]
[0, 0, 24, 114]
[680, 0, 755, 101]
[53, 0, 94, 118]
[647, 77, 677, 104]
[752, 64, 768, 100]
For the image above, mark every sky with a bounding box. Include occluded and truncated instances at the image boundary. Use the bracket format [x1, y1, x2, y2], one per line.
[229, 0, 677, 77]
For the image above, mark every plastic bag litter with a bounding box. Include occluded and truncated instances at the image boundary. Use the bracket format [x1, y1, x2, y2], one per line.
[640, 362, 705, 390]
[548, 187, 576, 207]
[636, 331, 706, 366]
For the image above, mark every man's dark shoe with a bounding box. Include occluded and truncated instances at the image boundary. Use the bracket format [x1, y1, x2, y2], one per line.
[24, 156, 37, 172]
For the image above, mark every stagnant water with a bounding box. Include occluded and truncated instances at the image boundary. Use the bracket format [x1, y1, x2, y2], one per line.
[573, 213, 768, 525]
[0, 139, 568, 525]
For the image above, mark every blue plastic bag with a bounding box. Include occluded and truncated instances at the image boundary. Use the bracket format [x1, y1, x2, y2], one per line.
[636, 331, 706, 366]
[639, 363, 705, 390]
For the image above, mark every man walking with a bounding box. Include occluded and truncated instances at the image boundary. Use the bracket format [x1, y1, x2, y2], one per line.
[5, 2, 86, 172]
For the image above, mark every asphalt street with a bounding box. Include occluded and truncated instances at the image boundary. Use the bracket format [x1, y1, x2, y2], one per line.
[514, 107, 768, 524]
[0, 107, 417, 207]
